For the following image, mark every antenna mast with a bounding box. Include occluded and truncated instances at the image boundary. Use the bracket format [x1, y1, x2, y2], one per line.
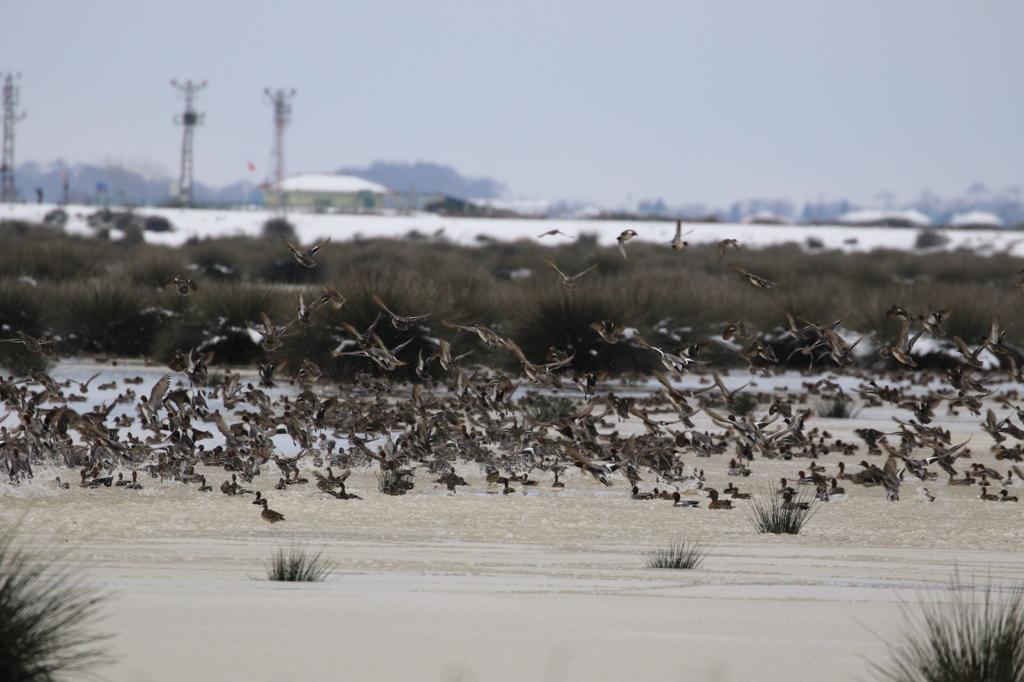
[264, 87, 296, 215]
[171, 78, 206, 206]
[1, 73, 26, 203]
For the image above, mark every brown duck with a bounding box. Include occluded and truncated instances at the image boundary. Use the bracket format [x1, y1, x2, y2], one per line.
[706, 488, 733, 510]
[260, 499, 286, 523]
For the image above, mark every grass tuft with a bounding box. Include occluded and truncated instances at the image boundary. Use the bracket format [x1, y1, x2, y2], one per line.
[377, 469, 415, 496]
[914, 229, 951, 250]
[645, 541, 708, 570]
[0, 279, 53, 375]
[876, 574, 1024, 682]
[265, 546, 335, 582]
[815, 394, 861, 419]
[0, 530, 109, 679]
[731, 392, 759, 417]
[519, 393, 577, 423]
[748, 484, 819, 535]
[152, 283, 287, 366]
[262, 218, 296, 240]
[53, 279, 160, 356]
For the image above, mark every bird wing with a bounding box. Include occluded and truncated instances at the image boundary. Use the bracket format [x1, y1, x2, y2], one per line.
[213, 412, 234, 440]
[390, 337, 414, 354]
[149, 374, 171, 405]
[712, 373, 730, 398]
[503, 340, 531, 366]
[883, 454, 899, 478]
[572, 264, 597, 279]
[309, 237, 330, 255]
[651, 369, 675, 392]
[896, 320, 911, 349]
[951, 336, 979, 363]
[76, 372, 101, 389]
[339, 321, 363, 339]
[543, 258, 568, 279]
[372, 294, 398, 319]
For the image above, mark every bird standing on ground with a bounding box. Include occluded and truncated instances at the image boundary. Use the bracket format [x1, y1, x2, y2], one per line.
[260, 499, 286, 523]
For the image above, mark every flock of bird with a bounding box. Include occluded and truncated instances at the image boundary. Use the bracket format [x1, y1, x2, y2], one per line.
[2, 224, 1023, 525]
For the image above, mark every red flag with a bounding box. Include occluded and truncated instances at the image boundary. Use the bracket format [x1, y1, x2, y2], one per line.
[247, 161, 256, 172]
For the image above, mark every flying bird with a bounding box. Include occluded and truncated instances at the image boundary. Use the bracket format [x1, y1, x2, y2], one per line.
[543, 258, 597, 290]
[161, 276, 197, 296]
[281, 237, 329, 268]
[590, 319, 625, 344]
[729, 264, 776, 289]
[718, 239, 740, 261]
[670, 220, 694, 251]
[616, 229, 638, 259]
[373, 295, 431, 331]
[319, 287, 346, 310]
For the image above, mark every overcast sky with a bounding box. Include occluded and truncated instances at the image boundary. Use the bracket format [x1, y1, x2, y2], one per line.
[5, 0, 1022, 205]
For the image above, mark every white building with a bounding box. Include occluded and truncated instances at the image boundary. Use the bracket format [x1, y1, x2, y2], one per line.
[949, 210, 1004, 229]
[274, 173, 389, 212]
[836, 209, 931, 228]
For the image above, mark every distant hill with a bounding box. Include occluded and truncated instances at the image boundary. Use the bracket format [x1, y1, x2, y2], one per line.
[336, 161, 505, 199]
[10, 160, 1024, 228]
[11, 161, 260, 206]
[11, 159, 505, 205]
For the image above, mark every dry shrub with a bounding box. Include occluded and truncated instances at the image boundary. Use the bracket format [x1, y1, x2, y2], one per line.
[53, 279, 160, 355]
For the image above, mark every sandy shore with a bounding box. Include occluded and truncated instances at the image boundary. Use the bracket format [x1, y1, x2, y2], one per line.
[5, 462, 1023, 681]
[2, 363, 1023, 680]
[69, 542, 1023, 682]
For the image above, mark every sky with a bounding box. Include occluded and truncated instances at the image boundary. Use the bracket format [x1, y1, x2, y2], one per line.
[5, 0, 1023, 206]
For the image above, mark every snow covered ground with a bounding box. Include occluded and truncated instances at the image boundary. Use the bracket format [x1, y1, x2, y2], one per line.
[2, 361, 1023, 681]
[3, 202, 1024, 255]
